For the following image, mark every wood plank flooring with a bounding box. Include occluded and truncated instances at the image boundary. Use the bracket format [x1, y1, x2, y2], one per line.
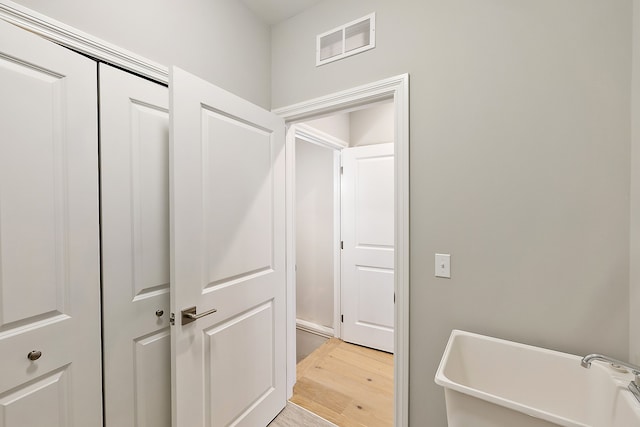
[291, 338, 393, 427]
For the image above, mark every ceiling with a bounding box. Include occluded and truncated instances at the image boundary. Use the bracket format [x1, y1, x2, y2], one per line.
[241, 0, 323, 25]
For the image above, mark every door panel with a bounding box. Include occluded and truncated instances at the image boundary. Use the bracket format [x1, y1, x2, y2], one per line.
[99, 63, 171, 427]
[354, 154, 394, 247]
[132, 101, 171, 298]
[0, 367, 70, 427]
[355, 266, 394, 329]
[202, 108, 273, 286]
[0, 48, 67, 328]
[204, 302, 274, 427]
[342, 143, 394, 353]
[0, 18, 101, 426]
[170, 66, 286, 427]
[134, 330, 171, 426]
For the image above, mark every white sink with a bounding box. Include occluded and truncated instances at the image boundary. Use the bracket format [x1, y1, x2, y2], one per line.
[434, 330, 640, 427]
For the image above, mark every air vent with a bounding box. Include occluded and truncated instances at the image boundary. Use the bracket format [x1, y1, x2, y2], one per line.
[316, 13, 376, 66]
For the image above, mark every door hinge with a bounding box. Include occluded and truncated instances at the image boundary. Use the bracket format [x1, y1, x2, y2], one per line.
[341, 241, 344, 250]
[169, 313, 175, 326]
[340, 166, 343, 174]
[341, 314, 344, 323]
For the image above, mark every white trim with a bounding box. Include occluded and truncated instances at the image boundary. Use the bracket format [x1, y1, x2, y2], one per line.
[0, 0, 169, 83]
[295, 123, 348, 150]
[332, 150, 342, 341]
[285, 125, 297, 399]
[295, 319, 334, 338]
[293, 124, 344, 341]
[395, 74, 410, 427]
[275, 73, 410, 427]
[273, 74, 404, 122]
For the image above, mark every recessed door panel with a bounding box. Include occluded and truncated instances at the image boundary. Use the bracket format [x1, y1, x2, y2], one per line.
[356, 266, 394, 330]
[0, 56, 67, 328]
[355, 156, 394, 248]
[0, 18, 102, 426]
[202, 109, 273, 288]
[131, 101, 170, 299]
[205, 302, 274, 427]
[0, 367, 70, 427]
[134, 329, 171, 427]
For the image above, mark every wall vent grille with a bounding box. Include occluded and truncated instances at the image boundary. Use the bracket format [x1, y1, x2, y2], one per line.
[316, 13, 375, 66]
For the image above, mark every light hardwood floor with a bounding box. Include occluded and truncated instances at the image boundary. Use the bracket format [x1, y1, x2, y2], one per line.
[291, 338, 393, 427]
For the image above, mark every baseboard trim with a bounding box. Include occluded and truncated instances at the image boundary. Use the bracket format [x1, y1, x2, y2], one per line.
[296, 319, 334, 338]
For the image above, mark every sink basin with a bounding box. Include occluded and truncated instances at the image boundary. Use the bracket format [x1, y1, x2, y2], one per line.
[434, 330, 640, 427]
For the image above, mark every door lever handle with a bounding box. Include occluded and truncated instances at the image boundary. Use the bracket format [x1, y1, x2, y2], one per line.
[181, 306, 217, 325]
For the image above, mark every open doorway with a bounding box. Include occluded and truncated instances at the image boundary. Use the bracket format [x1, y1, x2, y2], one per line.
[292, 102, 395, 425]
[296, 101, 395, 355]
[276, 74, 409, 427]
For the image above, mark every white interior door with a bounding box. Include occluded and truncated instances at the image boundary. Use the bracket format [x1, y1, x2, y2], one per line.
[100, 64, 171, 427]
[0, 19, 102, 426]
[170, 67, 286, 427]
[341, 143, 394, 353]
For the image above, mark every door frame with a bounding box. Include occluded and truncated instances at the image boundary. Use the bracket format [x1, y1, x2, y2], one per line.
[274, 73, 409, 427]
[290, 123, 346, 342]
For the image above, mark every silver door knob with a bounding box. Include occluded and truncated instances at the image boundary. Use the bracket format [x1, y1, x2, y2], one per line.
[27, 350, 42, 361]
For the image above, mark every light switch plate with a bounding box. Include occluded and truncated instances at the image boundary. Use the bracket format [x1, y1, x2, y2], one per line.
[435, 253, 451, 278]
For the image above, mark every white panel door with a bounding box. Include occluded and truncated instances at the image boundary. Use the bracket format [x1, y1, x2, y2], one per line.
[0, 19, 102, 426]
[100, 64, 171, 427]
[341, 143, 394, 353]
[170, 67, 286, 427]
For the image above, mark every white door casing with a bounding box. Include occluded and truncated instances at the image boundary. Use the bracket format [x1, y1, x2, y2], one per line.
[100, 64, 171, 427]
[0, 18, 102, 426]
[277, 74, 409, 427]
[293, 124, 347, 341]
[170, 66, 287, 427]
[295, 139, 336, 332]
[341, 143, 395, 353]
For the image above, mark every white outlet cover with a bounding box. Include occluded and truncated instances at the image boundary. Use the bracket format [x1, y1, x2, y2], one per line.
[435, 253, 451, 278]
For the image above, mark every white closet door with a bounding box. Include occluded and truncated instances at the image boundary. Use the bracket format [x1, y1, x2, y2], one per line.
[99, 64, 171, 427]
[341, 143, 395, 353]
[0, 19, 102, 426]
[170, 66, 286, 427]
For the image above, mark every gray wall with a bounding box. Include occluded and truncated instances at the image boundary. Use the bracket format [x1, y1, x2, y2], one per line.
[305, 113, 351, 142]
[350, 101, 394, 147]
[296, 139, 335, 329]
[12, 0, 271, 108]
[272, 1, 632, 425]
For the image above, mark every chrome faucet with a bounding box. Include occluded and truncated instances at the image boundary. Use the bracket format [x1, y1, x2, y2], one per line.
[581, 354, 640, 404]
